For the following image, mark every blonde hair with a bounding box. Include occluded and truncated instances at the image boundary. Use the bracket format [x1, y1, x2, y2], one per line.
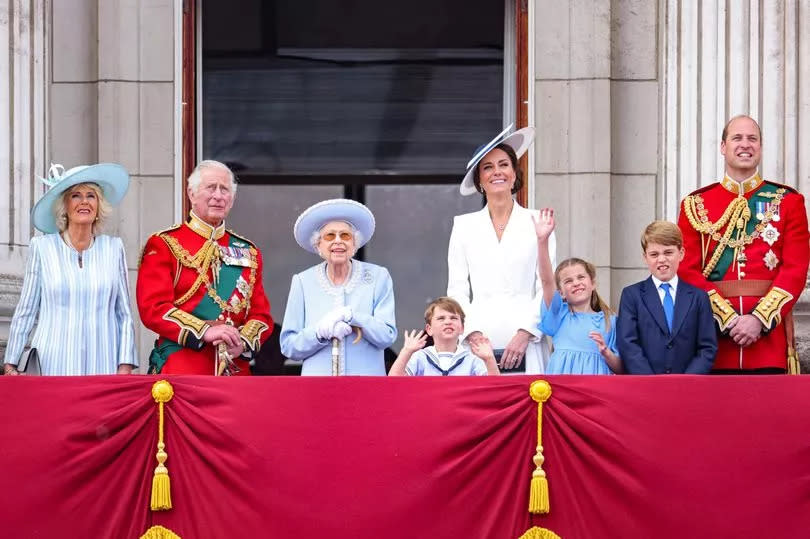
[641, 220, 683, 252]
[554, 258, 614, 331]
[424, 296, 466, 325]
[53, 183, 111, 234]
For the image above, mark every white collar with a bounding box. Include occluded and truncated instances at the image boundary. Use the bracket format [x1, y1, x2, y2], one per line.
[651, 274, 679, 293]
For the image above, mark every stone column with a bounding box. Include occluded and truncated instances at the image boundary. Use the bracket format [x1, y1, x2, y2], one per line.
[0, 0, 47, 359]
[533, 0, 613, 298]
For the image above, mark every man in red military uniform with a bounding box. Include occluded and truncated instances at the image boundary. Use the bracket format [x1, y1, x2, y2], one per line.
[136, 160, 273, 375]
[678, 115, 809, 373]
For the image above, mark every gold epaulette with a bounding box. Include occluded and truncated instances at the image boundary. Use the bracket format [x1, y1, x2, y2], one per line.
[760, 179, 799, 194]
[707, 290, 738, 331]
[139, 224, 182, 268]
[752, 287, 793, 330]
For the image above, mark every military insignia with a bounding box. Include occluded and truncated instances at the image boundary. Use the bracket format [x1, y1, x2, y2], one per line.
[236, 275, 250, 296]
[764, 250, 779, 271]
[232, 240, 247, 247]
[761, 223, 780, 246]
[219, 245, 255, 267]
[229, 294, 241, 310]
[362, 269, 373, 284]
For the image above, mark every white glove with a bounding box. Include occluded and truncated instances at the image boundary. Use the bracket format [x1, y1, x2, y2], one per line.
[316, 309, 344, 341]
[332, 321, 353, 339]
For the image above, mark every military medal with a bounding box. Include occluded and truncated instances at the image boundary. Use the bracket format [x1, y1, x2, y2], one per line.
[764, 249, 779, 271]
[761, 223, 780, 246]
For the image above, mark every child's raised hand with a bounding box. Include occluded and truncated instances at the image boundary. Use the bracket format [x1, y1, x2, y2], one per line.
[589, 331, 608, 355]
[401, 330, 428, 354]
[470, 336, 496, 363]
[532, 208, 555, 241]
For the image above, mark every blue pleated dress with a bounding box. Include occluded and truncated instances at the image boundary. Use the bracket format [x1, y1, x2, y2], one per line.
[540, 292, 617, 375]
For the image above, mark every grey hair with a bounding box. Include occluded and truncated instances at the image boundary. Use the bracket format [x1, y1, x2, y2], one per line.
[187, 160, 237, 196]
[309, 221, 363, 255]
[53, 182, 112, 234]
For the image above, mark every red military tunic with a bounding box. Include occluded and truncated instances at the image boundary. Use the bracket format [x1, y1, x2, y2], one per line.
[136, 212, 273, 374]
[678, 174, 809, 371]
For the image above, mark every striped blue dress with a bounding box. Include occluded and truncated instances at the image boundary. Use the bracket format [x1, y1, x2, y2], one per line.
[4, 234, 137, 375]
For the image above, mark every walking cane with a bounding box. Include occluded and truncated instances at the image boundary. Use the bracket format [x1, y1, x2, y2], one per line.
[331, 338, 340, 376]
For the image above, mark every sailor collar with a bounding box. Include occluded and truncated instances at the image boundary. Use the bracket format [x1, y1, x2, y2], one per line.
[721, 172, 762, 196]
[188, 211, 226, 240]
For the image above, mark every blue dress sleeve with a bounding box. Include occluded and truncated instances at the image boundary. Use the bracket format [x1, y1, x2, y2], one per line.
[280, 273, 329, 359]
[5, 237, 43, 366]
[539, 291, 566, 337]
[113, 238, 138, 367]
[350, 266, 398, 349]
[607, 314, 619, 356]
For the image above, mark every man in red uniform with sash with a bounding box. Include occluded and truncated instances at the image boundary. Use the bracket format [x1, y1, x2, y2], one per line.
[136, 160, 273, 375]
[678, 115, 809, 373]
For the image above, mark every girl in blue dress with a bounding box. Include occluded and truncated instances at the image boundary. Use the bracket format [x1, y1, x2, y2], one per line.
[533, 208, 622, 374]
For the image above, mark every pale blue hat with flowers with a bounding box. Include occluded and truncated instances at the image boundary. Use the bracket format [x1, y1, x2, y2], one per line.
[293, 198, 376, 254]
[459, 124, 536, 196]
[31, 163, 130, 233]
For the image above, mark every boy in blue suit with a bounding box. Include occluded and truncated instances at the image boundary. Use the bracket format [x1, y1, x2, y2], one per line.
[617, 221, 717, 374]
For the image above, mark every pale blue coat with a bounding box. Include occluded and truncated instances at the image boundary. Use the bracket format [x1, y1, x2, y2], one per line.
[280, 260, 397, 375]
[4, 234, 137, 374]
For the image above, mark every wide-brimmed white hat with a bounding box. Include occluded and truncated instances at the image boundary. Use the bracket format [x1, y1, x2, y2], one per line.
[293, 198, 376, 254]
[31, 163, 130, 233]
[459, 125, 536, 196]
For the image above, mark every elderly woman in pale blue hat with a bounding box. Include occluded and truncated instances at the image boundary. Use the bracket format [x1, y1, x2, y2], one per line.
[3, 163, 137, 376]
[447, 125, 556, 374]
[280, 199, 397, 375]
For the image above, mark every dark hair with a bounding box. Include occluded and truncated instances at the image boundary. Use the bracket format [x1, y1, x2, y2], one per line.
[721, 115, 761, 142]
[472, 143, 523, 199]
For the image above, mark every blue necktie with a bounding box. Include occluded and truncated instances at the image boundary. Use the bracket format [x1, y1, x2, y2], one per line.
[660, 283, 674, 332]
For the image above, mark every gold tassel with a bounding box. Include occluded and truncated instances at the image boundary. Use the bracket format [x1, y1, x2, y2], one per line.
[150, 380, 175, 511]
[519, 526, 562, 539]
[529, 380, 552, 514]
[140, 525, 182, 539]
[787, 346, 801, 375]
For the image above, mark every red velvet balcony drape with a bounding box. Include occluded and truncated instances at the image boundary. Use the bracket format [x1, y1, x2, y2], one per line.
[2, 375, 809, 539]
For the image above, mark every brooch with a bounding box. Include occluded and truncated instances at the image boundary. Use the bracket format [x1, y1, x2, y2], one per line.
[763, 250, 779, 271]
[761, 224, 780, 246]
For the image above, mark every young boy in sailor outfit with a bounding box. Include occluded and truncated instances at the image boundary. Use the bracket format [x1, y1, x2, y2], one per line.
[388, 297, 500, 376]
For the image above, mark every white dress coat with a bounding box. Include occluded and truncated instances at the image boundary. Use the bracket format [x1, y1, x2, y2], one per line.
[447, 201, 556, 374]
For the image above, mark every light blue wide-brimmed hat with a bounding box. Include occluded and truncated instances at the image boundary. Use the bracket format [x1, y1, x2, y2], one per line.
[459, 124, 536, 196]
[293, 198, 376, 254]
[31, 163, 130, 233]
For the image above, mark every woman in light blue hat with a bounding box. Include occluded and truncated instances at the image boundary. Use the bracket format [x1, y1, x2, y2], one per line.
[280, 199, 397, 375]
[3, 163, 137, 375]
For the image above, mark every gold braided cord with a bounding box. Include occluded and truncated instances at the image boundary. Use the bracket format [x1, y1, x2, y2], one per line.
[683, 189, 786, 276]
[161, 234, 220, 305]
[160, 234, 257, 316]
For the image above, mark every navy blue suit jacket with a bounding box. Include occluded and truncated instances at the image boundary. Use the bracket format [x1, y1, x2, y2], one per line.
[617, 277, 717, 374]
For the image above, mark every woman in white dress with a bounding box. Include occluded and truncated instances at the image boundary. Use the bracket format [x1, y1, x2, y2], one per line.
[447, 126, 556, 374]
[3, 163, 137, 375]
